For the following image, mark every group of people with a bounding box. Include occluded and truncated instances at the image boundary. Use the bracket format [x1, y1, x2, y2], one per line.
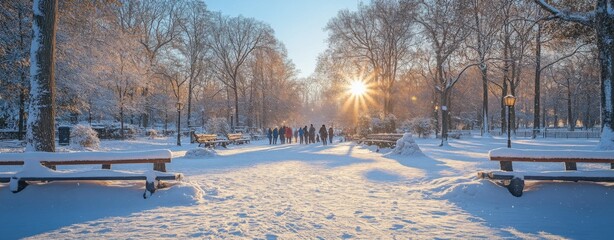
[266, 124, 334, 146]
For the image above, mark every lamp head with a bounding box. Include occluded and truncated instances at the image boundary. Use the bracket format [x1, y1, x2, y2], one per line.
[504, 95, 516, 107]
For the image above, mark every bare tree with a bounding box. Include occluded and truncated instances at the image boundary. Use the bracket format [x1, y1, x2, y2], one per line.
[208, 14, 275, 127]
[26, 0, 58, 152]
[466, 0, 504, 137]
[326, 0, 416, 114]
[535, 0, 614, 149]
[415, 0, 475, 146]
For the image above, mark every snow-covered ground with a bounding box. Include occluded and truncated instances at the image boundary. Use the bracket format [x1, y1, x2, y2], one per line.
[1, 135, 614, 239]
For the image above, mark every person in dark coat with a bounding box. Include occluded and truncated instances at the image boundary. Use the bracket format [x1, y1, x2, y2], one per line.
[328, 127, 334, 144]
[319, 124, 328, 145]
[309, 124, 316, 143]
[298, 127, 304, 144]
[303, 125, 309, 144]
[273, 127, 279, 144]
[267, 128, 273, 145]
[279, 126, 285, 144]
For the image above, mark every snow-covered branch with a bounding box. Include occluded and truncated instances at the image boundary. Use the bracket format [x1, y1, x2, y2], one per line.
[534, 0, 594, 26]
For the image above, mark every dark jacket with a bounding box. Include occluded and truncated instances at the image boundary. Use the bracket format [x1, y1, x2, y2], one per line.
[319, 125, 327, 137]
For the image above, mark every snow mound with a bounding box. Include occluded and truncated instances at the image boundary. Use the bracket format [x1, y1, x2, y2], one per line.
[391, 133, 422, 155]
[184, 148, 218, 159]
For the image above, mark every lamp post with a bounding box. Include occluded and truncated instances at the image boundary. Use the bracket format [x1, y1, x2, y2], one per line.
[434, 105, 439, 138]
[504, 95, 516, 148]
[176, 102, 183, 146]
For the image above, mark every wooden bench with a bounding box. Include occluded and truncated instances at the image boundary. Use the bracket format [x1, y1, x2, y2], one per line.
[0, 150, 182, 198]
[478, 148, 614, 197]
[358, 134, 403, 148]
[227, 133, 250, 144]
[192, 133, 230, 148]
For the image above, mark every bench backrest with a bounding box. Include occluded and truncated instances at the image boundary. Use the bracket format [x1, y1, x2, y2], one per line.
[0, 150, 172, 166]
[227, 133, 244, 140]
[366, 134, 403, 141]
[193, 133, 218, 141]
[488, 148, 614, 163]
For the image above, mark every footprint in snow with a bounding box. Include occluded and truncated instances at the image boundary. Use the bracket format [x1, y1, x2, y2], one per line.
[389, 224, 404, 230]
[326, 213, 335, 220]
[265, 234, 278, 240]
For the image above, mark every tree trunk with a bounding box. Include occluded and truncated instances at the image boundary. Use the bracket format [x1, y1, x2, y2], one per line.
[18, 88, 26, 140]
[480, 63, 489, 136]
[120, 105, 125, 139]
[187, 76, 193, 128]
[596, 8, 614, 149]
[533, 21, 542, 138]
[567, 86, 574, 131]
[26, 0, 58, 152]
[439, 90, 449, 146]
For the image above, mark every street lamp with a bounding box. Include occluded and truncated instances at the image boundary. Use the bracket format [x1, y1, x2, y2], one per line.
[504, 95, 516, 148]
[176, 102, 183, 146]
[434, 105, 439, 138]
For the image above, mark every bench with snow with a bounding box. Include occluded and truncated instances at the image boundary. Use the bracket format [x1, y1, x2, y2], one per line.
[0, 150, 182, 198]
[477, 148, 614, 197]
[191, 133, 230, 148]
[358, 134, 403, 148]
[227, 133, 250, 145]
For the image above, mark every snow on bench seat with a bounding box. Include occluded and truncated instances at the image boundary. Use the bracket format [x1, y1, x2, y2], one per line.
[489, 148, 614, 162]
[0, 150, 180, 198]
[0, 149, 172, 162]
[0, 150, 172, 172]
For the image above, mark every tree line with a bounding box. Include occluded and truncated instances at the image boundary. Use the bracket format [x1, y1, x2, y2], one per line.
[313, 0, 612, 148]
[0, 0, 303, 142]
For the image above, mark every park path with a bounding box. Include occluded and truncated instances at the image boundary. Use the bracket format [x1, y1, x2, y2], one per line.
[28, 142, 504, 239]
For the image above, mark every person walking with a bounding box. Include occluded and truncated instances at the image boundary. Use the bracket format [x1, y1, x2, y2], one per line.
[267, 128, 273, 145]
[285, 126, 292, 144]
[328, 127, 334, 144]
[319, 124, 328, 145]
[279, 126, 285, 144]
[294, 128, 299, 143]
[272, 127, 279, 144]
[309, 124, 316, 144]
[303, 125, 309, 144]
[298, 127, 304, 144]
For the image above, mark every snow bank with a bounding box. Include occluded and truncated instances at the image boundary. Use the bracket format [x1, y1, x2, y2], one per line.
[184, 148, 218, 159]
[0, 149, 172, 162]
[489, 148, 614, 159]
[391, 133, 422, 156]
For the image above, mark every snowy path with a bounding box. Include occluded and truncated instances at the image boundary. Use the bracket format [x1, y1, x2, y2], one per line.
[2, 137, 614, 239]
[29, 142, 496, 239]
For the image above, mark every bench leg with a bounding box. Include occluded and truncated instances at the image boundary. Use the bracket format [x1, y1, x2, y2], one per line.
[499, 161, 513, 171]
[565, 162, 577, 171]
[10, 177, 29, 193]
[143, 180, 157, 199]
[153, 163, 166, 172]
[506, 177, 524, 197]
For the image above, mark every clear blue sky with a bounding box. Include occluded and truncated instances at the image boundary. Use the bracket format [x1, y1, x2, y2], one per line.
[205, 0, 359, 78]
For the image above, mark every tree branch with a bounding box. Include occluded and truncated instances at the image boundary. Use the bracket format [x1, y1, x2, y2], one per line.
[534, 0, 594, 26]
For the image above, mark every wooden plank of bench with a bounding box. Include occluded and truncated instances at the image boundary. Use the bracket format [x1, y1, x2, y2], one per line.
[0, 159, 170, 172]
[480, 171, 614, 182]
[490, 156, 614, 163]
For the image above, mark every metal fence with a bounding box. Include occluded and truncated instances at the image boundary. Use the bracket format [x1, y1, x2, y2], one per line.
[487, 128, 601, 139]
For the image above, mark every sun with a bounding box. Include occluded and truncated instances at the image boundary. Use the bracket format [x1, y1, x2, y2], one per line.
[349, 80, 367, 96]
